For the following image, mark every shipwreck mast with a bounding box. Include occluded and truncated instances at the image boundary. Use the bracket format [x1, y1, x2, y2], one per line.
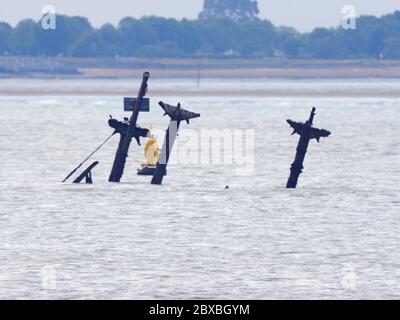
[109, 72, 150, 182]
[286, 107, 331, 188]
[151, 102, 200, 185]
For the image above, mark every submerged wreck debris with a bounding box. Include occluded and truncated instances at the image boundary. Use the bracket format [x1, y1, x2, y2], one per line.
[109, 72, 151, 182]
[63, 72, 202, 186]
[151, 102, 200, 185]
[62, 133, 115, 183]
[286, 107, 331, 189]
[73, 161, 99, 184]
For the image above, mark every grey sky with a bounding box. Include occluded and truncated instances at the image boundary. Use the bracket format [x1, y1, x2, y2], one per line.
[0, 0, 398, 31]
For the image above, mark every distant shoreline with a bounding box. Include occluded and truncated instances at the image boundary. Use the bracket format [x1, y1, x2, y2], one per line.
[1, 57, 400, 80]
[2, 57, 400, 97]
[1, 90, 400, 98]
[1, 79, 400, 98]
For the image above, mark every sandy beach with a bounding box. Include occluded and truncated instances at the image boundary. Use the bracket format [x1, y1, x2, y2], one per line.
[2, 58, 400, 97]
[0, 77, 400, 98]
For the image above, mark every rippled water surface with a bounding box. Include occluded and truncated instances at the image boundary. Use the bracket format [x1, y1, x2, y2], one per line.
[0, 79, 399, 299]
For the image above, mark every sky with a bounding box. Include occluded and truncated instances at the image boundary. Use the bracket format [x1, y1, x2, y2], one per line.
[0, 0, 399, 32]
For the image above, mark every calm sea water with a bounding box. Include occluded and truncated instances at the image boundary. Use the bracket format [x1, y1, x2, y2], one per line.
[0, 79, 399, 299]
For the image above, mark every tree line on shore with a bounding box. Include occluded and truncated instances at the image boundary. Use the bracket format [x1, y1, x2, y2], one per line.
[0, 11, 399, 59]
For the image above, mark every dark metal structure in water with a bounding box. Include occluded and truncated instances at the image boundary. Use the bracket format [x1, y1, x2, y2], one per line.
[109, 72, 150, 182]
[63, 72, 202, 185]
[73, 161, 99, 184]
[63, 133, 115, 183]
[151, 102, 200, 185]
[286, 107, 331, 188]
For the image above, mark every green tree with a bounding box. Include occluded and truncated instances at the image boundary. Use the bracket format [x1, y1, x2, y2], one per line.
[235, 20, 275, 57]
[2, 10, 400, 59]
[118, 17, 160, 56]
[36, 15, 93, 56]
[199, 0, 259, 21]
[0, 22, 12, 54]
[382, 37, 400, 58]
[306, 28, 340, 59]
[10, 19, 41, 55]
[69, 24, 122, 57]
